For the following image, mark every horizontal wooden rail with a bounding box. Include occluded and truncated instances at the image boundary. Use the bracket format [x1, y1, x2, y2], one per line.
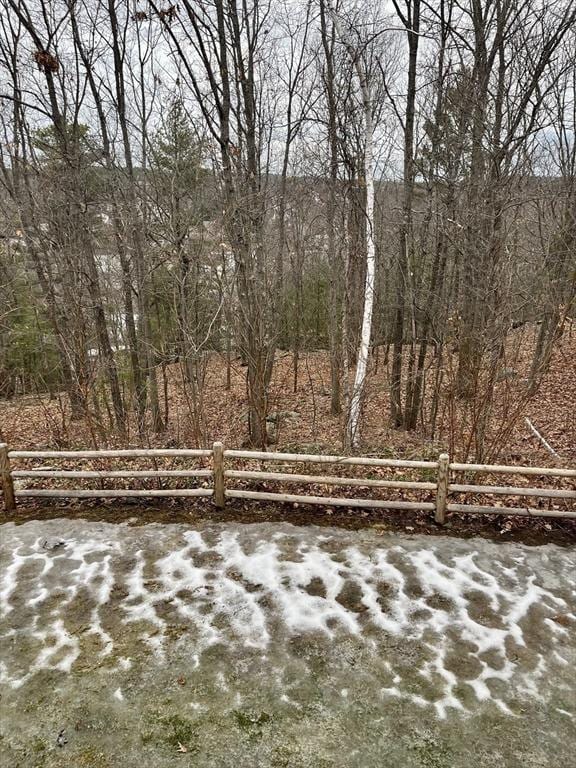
[0, 441, 573, 523]
[12, 469, 212, 479]
[226, 489, 435, 511]
[9, 449, 211, 459]
[225, 449, 437, 469]
[447, 503, 576, 519]
[449, 483, 575, 499]
[450, 462, 576, 478]
[15, 489, 213, 499]
[225, 469, 436, 491]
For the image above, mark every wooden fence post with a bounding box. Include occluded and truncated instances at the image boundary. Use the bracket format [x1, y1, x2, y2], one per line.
[0, 443, 16, 514]
[213, 442, 225, 508]
[435, 453, 449, 525]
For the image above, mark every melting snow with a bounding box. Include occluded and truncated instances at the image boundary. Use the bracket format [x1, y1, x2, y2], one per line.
[0, 520, 574, 721]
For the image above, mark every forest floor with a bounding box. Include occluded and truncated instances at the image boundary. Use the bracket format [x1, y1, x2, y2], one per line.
[1, 324, 574, 465]
[1, 518, 575, 768]
[0, 324, 574, 540]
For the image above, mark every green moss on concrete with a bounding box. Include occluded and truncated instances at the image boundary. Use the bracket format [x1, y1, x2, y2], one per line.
[409, 734, 453, 768]
[233, 709, 272, 740]
[141, 711, 200, 753]
[74, 748, 112, 768]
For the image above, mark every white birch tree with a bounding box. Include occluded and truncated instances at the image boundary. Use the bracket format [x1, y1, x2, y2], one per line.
[325, 1, 376, 448]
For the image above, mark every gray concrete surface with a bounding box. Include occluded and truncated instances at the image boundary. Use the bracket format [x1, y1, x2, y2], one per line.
[0, 519, 574, 767]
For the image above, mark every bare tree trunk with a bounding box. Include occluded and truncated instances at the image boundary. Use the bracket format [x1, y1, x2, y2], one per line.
[391, 0, 420, 428]
[326, 1, 378, 448]
[69, 6, 146, 434]
[346, 105, 375, 448]
[84, 247, 126, 433]
[108, 0, 164, 433]
[320, 1, 342, 416]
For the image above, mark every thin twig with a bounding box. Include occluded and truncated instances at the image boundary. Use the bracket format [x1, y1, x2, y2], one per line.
[525, 418, 562, 461]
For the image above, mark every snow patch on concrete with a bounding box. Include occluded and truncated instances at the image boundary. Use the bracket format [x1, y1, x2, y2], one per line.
[1, 520, 574, 721]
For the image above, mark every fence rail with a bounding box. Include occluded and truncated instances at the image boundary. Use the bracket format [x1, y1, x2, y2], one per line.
[1, 442, 574, 523]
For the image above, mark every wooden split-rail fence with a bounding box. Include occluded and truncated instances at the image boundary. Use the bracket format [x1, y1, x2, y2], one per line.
[1, 442, 575, 523]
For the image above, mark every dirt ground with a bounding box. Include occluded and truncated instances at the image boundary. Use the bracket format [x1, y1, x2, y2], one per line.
[1, 518, 575, 768]
[1, 325, 574, 539]
[1, 325, 575, 467]
[4, 497, 576, 547]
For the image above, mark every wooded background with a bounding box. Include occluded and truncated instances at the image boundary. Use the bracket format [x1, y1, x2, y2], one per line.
[0, 0, 574, 462]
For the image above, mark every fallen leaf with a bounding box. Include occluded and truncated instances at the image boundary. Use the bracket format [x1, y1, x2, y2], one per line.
[551, 614, 571, 627]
